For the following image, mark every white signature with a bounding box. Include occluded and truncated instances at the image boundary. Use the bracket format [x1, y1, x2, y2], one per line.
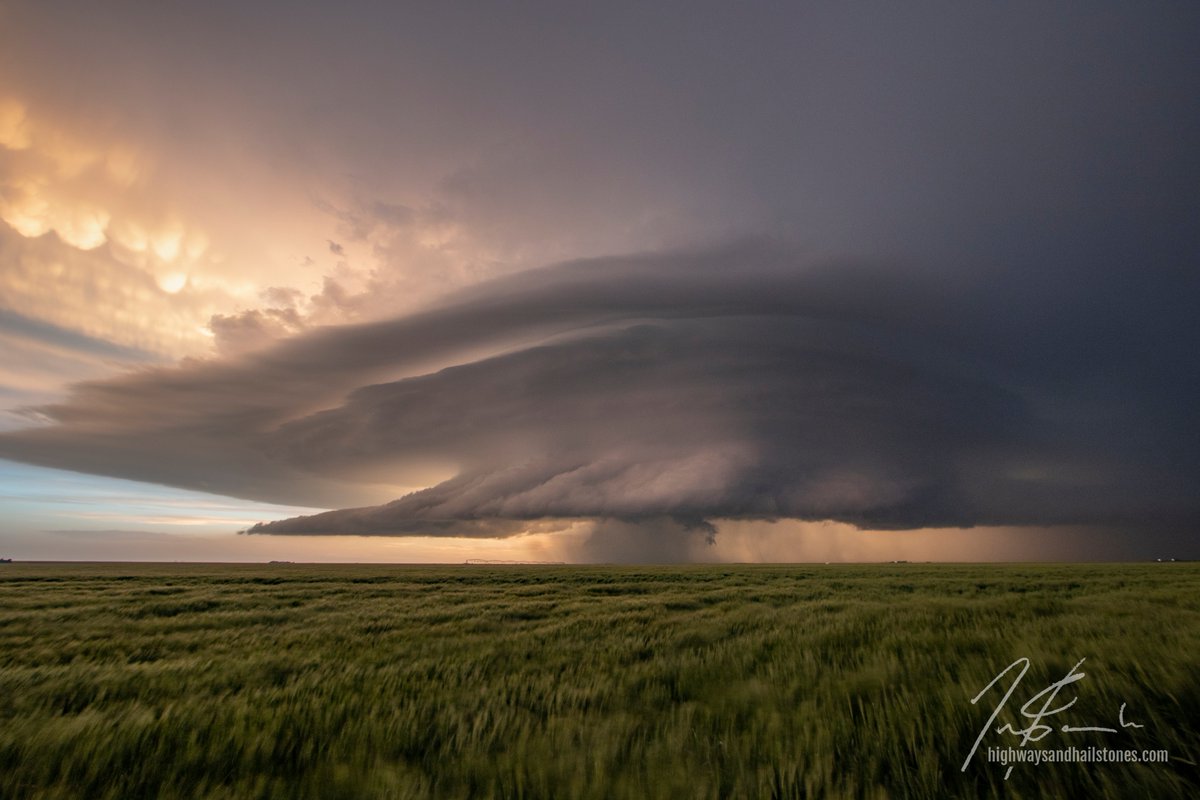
[961, 658, 1144, 777]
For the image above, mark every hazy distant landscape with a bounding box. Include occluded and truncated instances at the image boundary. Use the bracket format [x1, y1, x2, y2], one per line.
[1, 563, 1195, 798]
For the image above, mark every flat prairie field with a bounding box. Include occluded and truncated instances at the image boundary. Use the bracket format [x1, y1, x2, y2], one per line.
[0, 563, 1196, 799]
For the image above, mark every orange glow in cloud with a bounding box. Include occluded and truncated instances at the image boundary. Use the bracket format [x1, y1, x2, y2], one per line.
[0, 84, 581, 372]
[0, 98, 32, 149]
[0, 95, 372, 362]
[0, 96, 264, 358]
[158, 272, 189, 294]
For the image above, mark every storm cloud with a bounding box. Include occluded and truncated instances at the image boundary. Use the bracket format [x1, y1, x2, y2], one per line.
[2, 3, 1199, 558]
[2, 238, 1196, 541]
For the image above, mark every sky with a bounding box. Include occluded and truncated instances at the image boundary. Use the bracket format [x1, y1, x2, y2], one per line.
[0, 1, 1197, 562]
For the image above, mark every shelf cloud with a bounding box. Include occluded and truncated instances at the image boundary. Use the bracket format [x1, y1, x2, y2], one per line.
[3, 240, 1195, 540]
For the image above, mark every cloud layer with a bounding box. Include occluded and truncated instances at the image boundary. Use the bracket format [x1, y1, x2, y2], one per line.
[2, 239, 1196, 541]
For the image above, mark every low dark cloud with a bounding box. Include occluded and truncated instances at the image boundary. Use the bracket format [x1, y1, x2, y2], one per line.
[1, 239, 1196, 552]
[570, 518, 717, 565]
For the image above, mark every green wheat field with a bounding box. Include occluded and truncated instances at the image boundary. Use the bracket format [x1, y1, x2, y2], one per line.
[0, 562, 1196, 799]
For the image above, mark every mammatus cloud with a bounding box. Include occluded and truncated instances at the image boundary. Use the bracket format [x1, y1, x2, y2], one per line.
[2, 241, 1196, 551]
[4, 3, 1198, 372]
